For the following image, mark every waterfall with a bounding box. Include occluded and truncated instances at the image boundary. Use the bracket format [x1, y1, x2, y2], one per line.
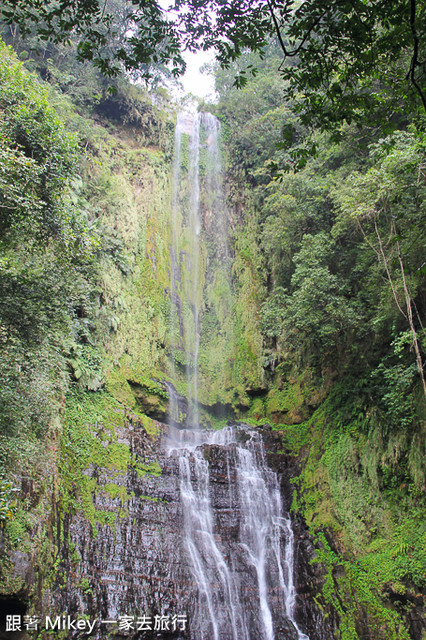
[166, 426, 310, 640]
[169, 111, 203, 428]
[169, 114, 184, 426]
[186, 113, 201, 428]
[167, 112, 310, 640]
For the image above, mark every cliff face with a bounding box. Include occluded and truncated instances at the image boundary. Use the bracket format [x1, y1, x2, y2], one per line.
[0, 40, 174, 618]
[49, 418, 333, 640]
[0, 42, 424, 640]
[54, 414, 188, 637]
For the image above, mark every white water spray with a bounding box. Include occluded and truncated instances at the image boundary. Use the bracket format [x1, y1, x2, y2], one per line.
[167, 112, 310, 640]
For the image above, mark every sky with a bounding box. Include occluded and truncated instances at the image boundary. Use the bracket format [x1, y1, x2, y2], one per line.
[157, 0, 216, 100]
[180, 49, 216, 99]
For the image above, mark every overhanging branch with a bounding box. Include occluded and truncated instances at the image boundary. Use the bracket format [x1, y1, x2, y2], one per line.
[408, 0, 426, 112]
[265, 0, 326, 58]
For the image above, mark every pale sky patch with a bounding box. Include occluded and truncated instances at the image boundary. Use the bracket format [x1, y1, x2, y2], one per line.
[158, 0, 217, 100]
[181, 49, 216, 99]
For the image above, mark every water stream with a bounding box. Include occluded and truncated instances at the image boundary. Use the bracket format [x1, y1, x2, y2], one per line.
[167, 112, 310, 640]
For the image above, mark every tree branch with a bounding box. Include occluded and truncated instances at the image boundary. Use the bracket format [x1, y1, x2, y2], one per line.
[265, 0, 327, 58]
[408, 0, 426, 112]
[392, 219, 426, 397]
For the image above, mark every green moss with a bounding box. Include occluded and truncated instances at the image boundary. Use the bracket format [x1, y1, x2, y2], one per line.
[265, 373, 312, 424]
[4, 509, 30, 549]
[133, 461, 161, 478]
[126, 373, 168, 398]
[202, 414, 231, 431]
[311, 531, 414, 640]
[277, 420, 310, 455]
[102, 483, 131, 504]
[70, 545, 81, 565]
[106, 369, 137, 408]
[266, 388, 288, 414]
[59, 388, 163, 543]
[249, 397, 266, 420]
[289, 388, 426, 639]
[0, 39, 173, 610]
[138, 413, 161, 437]
[79, 577, 93, 595]
[59, 390, 133, 536]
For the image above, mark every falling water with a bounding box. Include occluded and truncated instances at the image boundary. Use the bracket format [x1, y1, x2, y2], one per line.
[186, 113, 201, 428]
[166, 426, 310, 640]
[169, 114, 185, 426]
[169, 111, 203, 428]
[203, 112, 230, 263]
[167, 112, 309, 640]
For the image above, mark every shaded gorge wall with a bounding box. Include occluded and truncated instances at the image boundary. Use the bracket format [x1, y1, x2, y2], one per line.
[1, 41, 423, 640]
[167, 112, 239, 426]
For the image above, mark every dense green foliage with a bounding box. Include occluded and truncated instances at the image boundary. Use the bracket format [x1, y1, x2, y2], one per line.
[0, 41, 174, 599]
[0, 38, 172, 471]
[4, 0, 425, 127]
[186, 0, 426, 115]
[0, 2, 424, 637]
[214, 42, 425, 639]
[0, 0, 185, 80]
[0, 41, 94, 478]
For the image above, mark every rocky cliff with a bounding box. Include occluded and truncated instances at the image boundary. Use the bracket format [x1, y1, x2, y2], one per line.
[48, 416, 334, 640]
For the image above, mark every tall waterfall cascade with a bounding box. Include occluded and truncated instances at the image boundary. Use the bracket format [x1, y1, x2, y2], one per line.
[167, 112, 310, 640]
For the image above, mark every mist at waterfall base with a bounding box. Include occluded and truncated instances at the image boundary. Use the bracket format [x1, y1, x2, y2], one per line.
[166, 112, 310, 640]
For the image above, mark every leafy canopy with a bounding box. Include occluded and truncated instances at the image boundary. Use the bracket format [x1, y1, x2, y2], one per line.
[2, 0, 425, 129]
[0, 0, 186, 79]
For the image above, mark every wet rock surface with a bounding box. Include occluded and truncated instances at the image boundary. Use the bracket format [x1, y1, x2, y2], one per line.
[260, 428, 339, 640]
[52, 422, 334, 640]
